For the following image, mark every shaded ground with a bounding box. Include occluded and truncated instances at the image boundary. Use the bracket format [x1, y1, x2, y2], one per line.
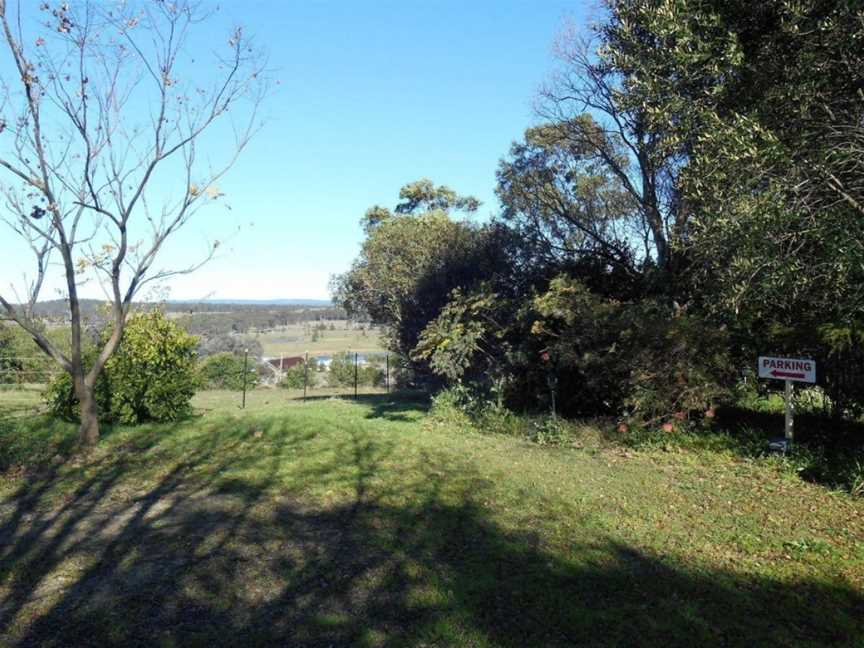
[0, 394, 862, 646]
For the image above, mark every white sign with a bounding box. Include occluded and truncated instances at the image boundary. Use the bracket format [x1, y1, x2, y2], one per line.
[758, 356, 816, 383]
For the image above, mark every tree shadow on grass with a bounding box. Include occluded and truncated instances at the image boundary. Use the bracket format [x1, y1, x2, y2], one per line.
[712, 405, 864, 490]
[362, 392, 431, 423]
[0, 416, 861, 647]
[295, 391, 431, 423]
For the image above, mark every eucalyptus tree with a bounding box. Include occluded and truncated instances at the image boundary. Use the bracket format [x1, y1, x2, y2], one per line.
[333, 179, 496, 363]
[529, 21, 689, 282]
[603, 0, 864, 338]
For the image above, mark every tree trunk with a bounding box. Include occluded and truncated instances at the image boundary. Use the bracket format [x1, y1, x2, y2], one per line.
[77, 383, 100, 445]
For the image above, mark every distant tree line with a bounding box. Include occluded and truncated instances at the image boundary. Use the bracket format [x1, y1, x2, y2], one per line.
[333, 1, 864, 424]
[26, 299, 346, 327]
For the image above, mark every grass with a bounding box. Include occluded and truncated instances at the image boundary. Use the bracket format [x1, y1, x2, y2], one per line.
[253, 322, 385, 357]
[0, 390, 862, 646]
[193, 385, 392, 414]
[0, 385, 45, 421]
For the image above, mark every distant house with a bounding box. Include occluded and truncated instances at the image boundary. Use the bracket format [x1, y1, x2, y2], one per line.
[257, 355, 306, 386]
[264, 356, 304, 372]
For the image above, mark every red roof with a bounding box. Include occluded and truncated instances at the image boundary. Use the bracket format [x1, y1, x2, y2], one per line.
[266, 356, 304, 370]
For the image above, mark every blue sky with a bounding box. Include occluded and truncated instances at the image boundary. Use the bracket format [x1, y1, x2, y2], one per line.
[1, 1, 597, 302]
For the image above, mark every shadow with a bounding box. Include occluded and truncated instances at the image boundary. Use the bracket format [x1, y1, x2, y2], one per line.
[295, 391, 432, 423]
[712, 404, 864, 489]
[0, 414, 861, 647]
[362, 391, 431, 423]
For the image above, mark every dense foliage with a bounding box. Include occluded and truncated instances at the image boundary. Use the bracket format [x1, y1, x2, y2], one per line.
[279, 358, 318, 390]
[46, 312, 198, 424]
[335, 1, 864, 432]
[197, 352, 258, 391]
[326, 352, 384, 388]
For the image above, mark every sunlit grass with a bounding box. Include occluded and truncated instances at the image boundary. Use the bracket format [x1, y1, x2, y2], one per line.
[0, 390, 862, 645]
[252, 322, 386, 357]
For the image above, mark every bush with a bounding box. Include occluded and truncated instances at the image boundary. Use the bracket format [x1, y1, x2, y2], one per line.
[327, 352, 355, 387]
[279, 359, 317, 389]
[430, 385, 572, 446]
[531, 276, 734, 423]
[45, 311, 198, 424]
[362, 364, 385, 387]
[44, 360, 111, 422]
[326, 352, 384, 388]
[197, 352, 257, 391]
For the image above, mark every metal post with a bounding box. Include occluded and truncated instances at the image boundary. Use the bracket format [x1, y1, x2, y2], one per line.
[784, 379, 794, 450]
[303, 351, 308, 402]
[354, 352, 359, 400]
[242, 348, 249, 409]
[386, 353, 390, 394]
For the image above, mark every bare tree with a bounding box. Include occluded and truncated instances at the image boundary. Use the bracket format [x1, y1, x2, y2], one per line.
[0, 1, 268, 443]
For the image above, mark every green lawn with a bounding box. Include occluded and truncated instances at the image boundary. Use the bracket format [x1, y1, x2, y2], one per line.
[0, 385, 45, 421]
[0, 390, 862, 646]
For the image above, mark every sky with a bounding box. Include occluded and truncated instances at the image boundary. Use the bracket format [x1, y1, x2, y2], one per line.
[0, 0, 598, 302]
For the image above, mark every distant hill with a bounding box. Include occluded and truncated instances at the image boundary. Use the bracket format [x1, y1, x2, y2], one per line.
[16, 298, 335, 319]
[175, 299, 332, 306]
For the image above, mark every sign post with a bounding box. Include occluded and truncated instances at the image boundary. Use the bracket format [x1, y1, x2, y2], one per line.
[757, 356, 816, 452]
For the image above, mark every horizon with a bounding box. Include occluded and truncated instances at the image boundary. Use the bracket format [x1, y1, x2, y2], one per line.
[22, 296, 334, 306]
[0, 0, 593, 303]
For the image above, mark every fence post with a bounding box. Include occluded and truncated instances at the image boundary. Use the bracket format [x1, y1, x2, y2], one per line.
[242, 348, 249, 409]
[303, 351, 308, 403]
[386, 353, 390, 394]
[354, 352, 359, 400]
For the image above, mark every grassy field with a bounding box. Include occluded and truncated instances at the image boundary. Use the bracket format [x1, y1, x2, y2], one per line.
[253, 322, 385, 357]
[0, 390, 862, 646]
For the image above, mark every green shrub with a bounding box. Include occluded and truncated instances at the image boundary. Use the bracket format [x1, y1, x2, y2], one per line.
[327, 352, 355, 387]
[361, 365, 385, 387]
[279, 359, 317, 389]
[849, 461, 864, 498]
[326, 353, 384, 388]
[532, 276, 734, 422]
[45, 311, 198, 424]
[44, 359, 111, 422]
[197, 352, 257, 391]
[526, 416, 569, 446]
[429, 385, 478, 429]
[430, 385, 573, 446]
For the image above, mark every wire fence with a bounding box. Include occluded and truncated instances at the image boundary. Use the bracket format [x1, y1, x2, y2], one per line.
[0, 355, 62, 387]
[0, 352, 400, 412]
[246, 351, 397, 407]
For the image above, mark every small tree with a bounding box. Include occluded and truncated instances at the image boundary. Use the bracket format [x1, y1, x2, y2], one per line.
[327, 352, 356, 387]
[0, 1, 267, 442]
[197, 352, 257, 391]
[280, 358, 317, 390]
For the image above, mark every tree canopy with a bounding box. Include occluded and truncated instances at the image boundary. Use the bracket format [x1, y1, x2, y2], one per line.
[335, 0, 864, 421]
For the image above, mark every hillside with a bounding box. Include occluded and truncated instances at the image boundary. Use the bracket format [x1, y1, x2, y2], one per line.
[0, 391, 862, 646]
